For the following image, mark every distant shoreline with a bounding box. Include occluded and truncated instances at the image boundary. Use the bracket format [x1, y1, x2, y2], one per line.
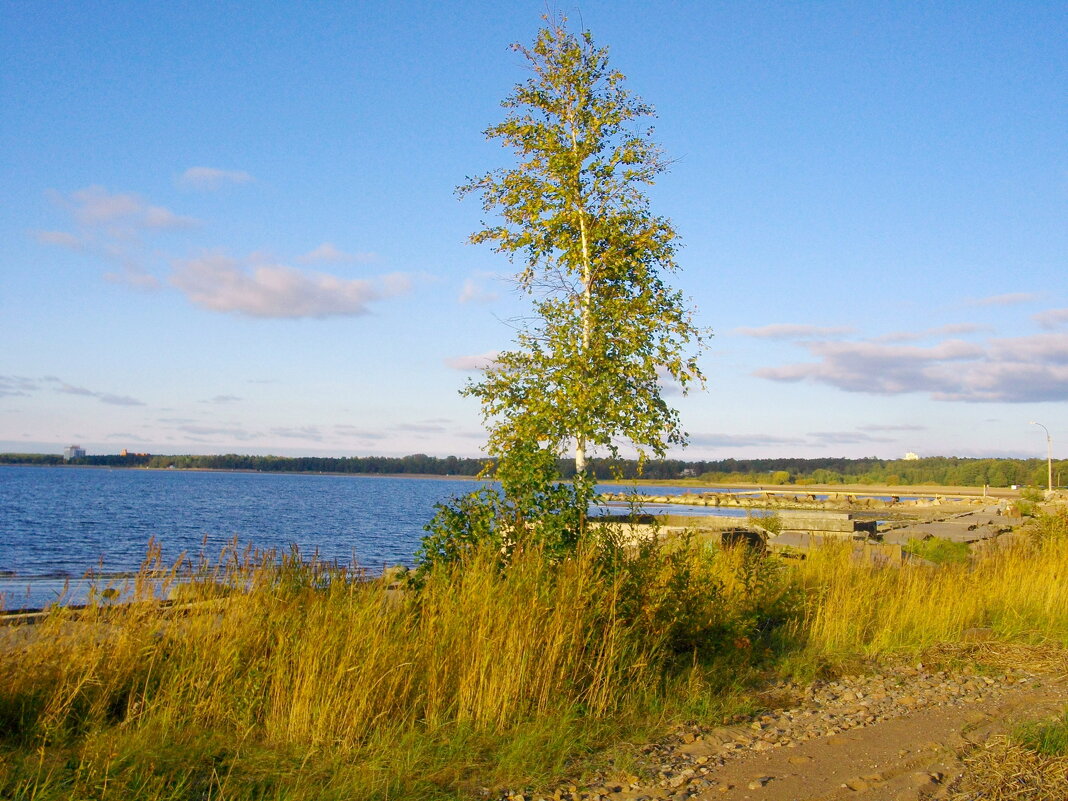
[0, 462, 1020, 497]
[0, 462, 484, 481]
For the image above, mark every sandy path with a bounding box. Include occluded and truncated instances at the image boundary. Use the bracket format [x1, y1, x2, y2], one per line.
[687, 675, 1068, 800]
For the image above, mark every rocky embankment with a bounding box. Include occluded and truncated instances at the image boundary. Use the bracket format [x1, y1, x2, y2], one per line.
[601, 492, 988, 514]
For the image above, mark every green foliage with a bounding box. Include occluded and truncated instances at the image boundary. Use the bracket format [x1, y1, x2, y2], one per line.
[903, 537, 971, 564]
[748, 512, 783, 536]
[415, 479, 584, 579]
[1016, 499, 1038, 517]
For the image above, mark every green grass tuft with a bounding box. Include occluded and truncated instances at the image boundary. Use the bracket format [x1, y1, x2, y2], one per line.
[1015, 709, 1068, 757]
[903, 537, 971, 564]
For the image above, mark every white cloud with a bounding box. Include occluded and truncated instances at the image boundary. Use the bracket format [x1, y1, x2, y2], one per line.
[857, 423, 926, 432]
[687, 432, 806, 448]
[52, 379, 145, 406]
[875, 323, 989, 343]
[755, 332, 1068, 403]
[298, 242, 376, 264]
[967, 292, 1038, 307]
[178, 167, 254, 190]
[34, 187, 196, 290]
[270, 426, 323, 440]
[809, 431, 893, 445]
[380, 273, 412, 296]
[392, 422, 448, 434]
[201, 395, 242, 404]
[444, 351, 499, 371]
[733, 324, 855, 340]
[170, 252, 411, 318]
[32, 230, 84, 250]
[333, 424, 388, 441]
[175, 423, 256, 440]
[103, 264, 161, 290]
[458, 278, 500, 304]
[65, 185, 198, 231]
[0, 375, 38, 398]
[1034, 308, 1068, 330]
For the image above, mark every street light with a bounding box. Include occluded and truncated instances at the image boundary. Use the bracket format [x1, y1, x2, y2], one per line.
[1030, 421, 1053, 494]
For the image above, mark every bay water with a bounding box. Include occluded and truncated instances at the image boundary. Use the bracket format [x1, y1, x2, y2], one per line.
[0, 465, 745, 609]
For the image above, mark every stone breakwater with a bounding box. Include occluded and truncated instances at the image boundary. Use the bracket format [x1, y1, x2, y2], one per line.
[600, 492, 988, 513]
[495, 661, 1038, 801]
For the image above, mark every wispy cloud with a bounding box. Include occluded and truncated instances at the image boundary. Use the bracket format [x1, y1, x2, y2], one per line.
[201, 395, 242, 404]
[458, 278, 500, 304]
[334, 424, 388, 441]
[49, 378, 145, 406]
[1034, 308, 1068, 330]
[688, 432, 806, 448]
[967, 292, 1038, 307]
[392, 422, 448, 434]
[875, 322, 989, 343]
[0, 375, 38, 398]
[31, 230, 84, 250]
[170, 252, 411, 318]
[733, 324, 855, 340]
[857, 423, 926, 432]
[444, 351, 499, 371]
[104, 432, 151, 442]
[270, 426, 323, 440]
[175, 423, 256, 440]
[177, 167, 254, 191]
[60, 185, 198, 232]
[755, 332, 1068, 403]
[298, 242, 376, 264]
[36, 186, 199, 290]
[103, 263, 161, 290]
[808, 431, 893, 445]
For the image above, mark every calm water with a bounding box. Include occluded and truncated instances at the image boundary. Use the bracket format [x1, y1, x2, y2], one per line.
[0, 465, 743, 609]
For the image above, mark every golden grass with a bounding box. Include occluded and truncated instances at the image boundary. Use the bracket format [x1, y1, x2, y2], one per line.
[949, 735, 1068, 801]
[2, 511, 1067, 799]
[784, 528, 1068, 663]
[0, 539, 787, 799]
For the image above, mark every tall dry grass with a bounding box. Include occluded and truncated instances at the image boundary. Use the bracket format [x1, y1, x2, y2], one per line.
[785, 509, 1068, 664]
[0, 537, 788, 800]
[3, 510, 1067, 799]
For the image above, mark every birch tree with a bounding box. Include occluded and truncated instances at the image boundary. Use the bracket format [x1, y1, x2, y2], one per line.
[427, 18, 706, 558]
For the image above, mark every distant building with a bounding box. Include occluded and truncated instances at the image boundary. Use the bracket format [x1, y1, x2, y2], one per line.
[63, 445, 86, 461]
[903, 451, 920, 461]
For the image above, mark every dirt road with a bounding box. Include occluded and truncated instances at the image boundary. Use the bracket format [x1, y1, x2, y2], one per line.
[530, 646, 1068, 801]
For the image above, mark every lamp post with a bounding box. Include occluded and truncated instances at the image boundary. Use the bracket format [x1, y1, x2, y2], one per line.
[1030, 421, 1053, 494]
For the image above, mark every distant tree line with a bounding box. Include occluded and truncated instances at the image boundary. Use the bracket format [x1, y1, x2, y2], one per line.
[688, 456, 1067, 489]
[0, 452, 1063, 488]
[0, 452, 489, 475]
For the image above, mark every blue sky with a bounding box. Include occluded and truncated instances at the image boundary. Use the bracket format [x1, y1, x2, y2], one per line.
[2, 1, 1065, 460]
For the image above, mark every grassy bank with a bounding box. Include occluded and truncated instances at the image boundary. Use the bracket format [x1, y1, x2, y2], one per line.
[2, 511, 1066, 800]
